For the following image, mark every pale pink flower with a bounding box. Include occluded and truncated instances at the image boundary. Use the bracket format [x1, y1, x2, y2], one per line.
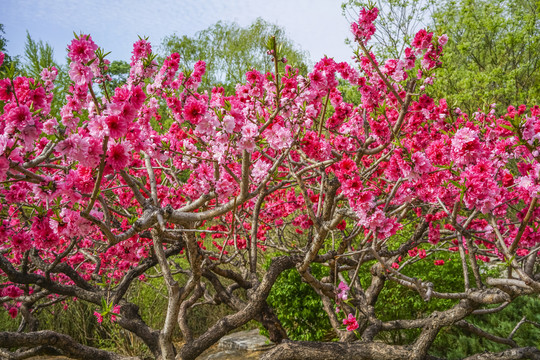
[266, 124, 292, 150]
[439, 34, 448, 46]
[252, 160, 271, 182]
[451, 128, 480, 165]
[238, 137, 256, 153]
[0, 135, 8, 156]
[88, 116, 110, 138]
[222, 115, 236, 133]
[337, 281, 349, 301]
[42, 118, 58, 135]
[69, 62, 92, 87]
[241, 122, 258, 138]
[411, 152, 433, 175]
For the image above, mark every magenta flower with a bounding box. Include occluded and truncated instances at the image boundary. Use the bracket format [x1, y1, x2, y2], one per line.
[107, 142, 131, 171]
[8, 307, 18, 319]
[93, 311, 103, 324]
[68, 35, 98, 64]
[106, 115, 128, 139]
[343, 313, 359, 331]
[3, 285, 23, 298]
[351, 7, 379, 43]
[183, 98, 207, 125]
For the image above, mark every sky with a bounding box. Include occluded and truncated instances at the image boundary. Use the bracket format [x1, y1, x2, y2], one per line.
[1, 0, 355, 67]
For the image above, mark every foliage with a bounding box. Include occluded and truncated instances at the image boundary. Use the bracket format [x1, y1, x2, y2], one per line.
[341, 0, 540, 113]
[161, 18, 310, 93]
[105, 60, 130, 94]
[429, 0, 540, 113]
[0, 24, 20, 74]
[341, 0, 434, 59]
[21, 32, 70, 117]
[264, 263, 332, 341]
[432, 295, 540, 358]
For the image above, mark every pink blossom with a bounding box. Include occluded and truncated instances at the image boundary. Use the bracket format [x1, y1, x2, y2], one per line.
[451, 128, 481, 166]
[222, 115, 236, 133]
[428, 222, 440, 244]
[106, 115, 128, 139]
[40, 66, 58, 83]
[94, 311, 103, 324]
[88, 115, 110, 138]
[439, 34, 448, 46]
[5, 105, 33, 133]
[411, 152, 433, 175]
[42, 118, 58, 135]
[8, 307, 18, 319]
[3, 285, 23, 298]
[343, 313, 359, 331]
[0, 156, 9, 181]
[238, 137, 256, 153]
[68, 35, 98, 63]
[517, 174, 540, 198]
[412, 29, 433, 50]
[351, 7, 379, 43]
[111, 305, 121, 322]
[0, 135, 8, 156]
[252, 160, 271, 183]
[337, 281, 350, 301]
[183, 98, 207, 125]
[266, 124, 292, 150]
[107, 141, 131, 171]
[131, 39, 152, 64]
[68, 62, 92, 87]
[241, 122, 258, 138]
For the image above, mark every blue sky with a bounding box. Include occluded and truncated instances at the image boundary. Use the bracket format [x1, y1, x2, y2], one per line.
[1, 0, 354, 66]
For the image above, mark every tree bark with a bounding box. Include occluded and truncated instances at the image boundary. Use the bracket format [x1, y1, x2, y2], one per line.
[0, 330, 139, 360]
[259, 340, 442, 360]
[462, 347, 540, 360]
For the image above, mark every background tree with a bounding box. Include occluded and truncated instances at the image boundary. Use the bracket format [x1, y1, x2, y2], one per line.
[161, 18, 311, 93]
[106, 60, 130, 93]
[22, 32, 70, 117]
[341, 0, 434, 59]
[430, 0, 540, 113]
[0, 24, 19, 74]
[341, 0, 540, 113]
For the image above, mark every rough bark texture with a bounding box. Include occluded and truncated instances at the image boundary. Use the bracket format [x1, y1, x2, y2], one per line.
[116, 303, 161, 358]
[177, 256, 296, 360]
[462, 347, 540, 360]
[259, 340, 443, 360]
[0, 330, 139, 360]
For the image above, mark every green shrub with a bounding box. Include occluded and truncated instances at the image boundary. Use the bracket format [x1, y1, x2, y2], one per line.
[263, 263, 333, 341]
